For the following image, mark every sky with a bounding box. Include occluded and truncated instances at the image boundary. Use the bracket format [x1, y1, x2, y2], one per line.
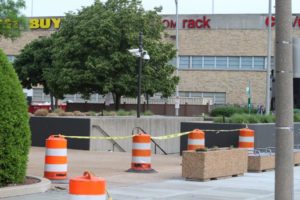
[22, 0, 300, 17]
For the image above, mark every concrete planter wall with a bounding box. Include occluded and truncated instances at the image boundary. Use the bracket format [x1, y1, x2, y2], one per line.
[248, 154, 275, 172]
[294, 150, 300, 165]
[182, 148, 248, 181]
[30, 116, 200, 153]
[180, 122, 300, 154]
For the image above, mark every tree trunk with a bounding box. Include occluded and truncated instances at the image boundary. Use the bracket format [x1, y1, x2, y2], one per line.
[146, 93, 149, 110]
[54, 97, 58, 109]
[114, 93, 121, 111]
[50, 93, 54, 112]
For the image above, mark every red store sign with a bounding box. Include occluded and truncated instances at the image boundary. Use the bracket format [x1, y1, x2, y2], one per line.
[162, 16, 211, 29]
[265, 16, 300, 27]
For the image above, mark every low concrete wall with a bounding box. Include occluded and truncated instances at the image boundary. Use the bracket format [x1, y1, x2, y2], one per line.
[30, 117, 90, 150]
[180, 122, 300, 153]
[90, 116, 200, 154]
[248, 123, 300, 148]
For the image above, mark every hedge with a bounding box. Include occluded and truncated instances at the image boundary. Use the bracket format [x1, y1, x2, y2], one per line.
[211, 106, 256, 117]
[0, 49, 31, 187]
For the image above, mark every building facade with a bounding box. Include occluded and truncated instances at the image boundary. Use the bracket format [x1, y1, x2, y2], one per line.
[0, 15, 300, 107]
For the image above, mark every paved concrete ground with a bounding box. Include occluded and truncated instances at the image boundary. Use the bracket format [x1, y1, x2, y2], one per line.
[3, 147, 300, 199]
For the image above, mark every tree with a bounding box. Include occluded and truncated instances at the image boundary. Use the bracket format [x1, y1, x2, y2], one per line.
[0, 0, 27, 39]
[52, 0, 178, 109]
[0, 49, 31, 186]
[14, 36, 63, 110]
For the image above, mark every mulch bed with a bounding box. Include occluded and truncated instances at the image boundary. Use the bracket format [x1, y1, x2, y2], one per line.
[4, 176, 40, 188]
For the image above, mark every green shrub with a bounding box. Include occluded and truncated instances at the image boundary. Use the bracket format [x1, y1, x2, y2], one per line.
[34, 108, 49, 116]
[53, 108, 64, 114]
[228, 113, 249, 123]
[143, 110, 154, 116]
[103, 110, 117, 116]
[0, 50, 31, 186]
[59, 112, 74, 116]
[211, 106, 245, 117]
[116, 109, 129, 116]
[73, 110, 86, 116]
[294, 109, 300, 114]
[47, 113, 58, 117]
[295, 114, 300, 122]
[212, 116, 229, 123]
[128, 110, 137, 116]
[260, 115, 276, 123]
[224, 113, 276, 123]
[85, 111, 96, 116]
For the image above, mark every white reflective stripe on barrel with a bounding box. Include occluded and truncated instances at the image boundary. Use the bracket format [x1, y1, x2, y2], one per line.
[44, 164, 67, 172]
[239, 136, 254, 143]
[132, 143, 151, 150]
[188, 139, 204, 145]
[46, 148, 67, 156]
[70, 194, 106, 200]
[132, 156, 151, 164]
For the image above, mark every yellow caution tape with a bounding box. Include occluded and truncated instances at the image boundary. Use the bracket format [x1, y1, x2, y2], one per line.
[150, 131, 190, 140]
[59, 135, 134, 140]
[57, 126, 248, 140]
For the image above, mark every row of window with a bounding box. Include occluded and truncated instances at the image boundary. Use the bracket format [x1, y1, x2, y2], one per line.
[32, 88, 226, 105]
[179, 92, 226, 105]
[171, 56, 273, 70]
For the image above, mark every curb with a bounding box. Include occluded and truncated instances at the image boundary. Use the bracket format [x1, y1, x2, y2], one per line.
[0, 176, 51, 198]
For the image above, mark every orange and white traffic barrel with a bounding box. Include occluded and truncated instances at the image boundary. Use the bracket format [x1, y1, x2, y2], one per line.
[239, 128, 255, 153]
[44, 135, 68, 180]
[187, 129, 205, 150]
[127, 133, 155, 172]
[69, 171, 106, 200]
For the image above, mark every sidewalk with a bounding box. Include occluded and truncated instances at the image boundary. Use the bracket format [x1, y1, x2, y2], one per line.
[3, 147, 300, 200]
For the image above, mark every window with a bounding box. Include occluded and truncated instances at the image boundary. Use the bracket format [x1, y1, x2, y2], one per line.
[190, 92, 203, 97]
[241, 57, 253, 69]
[176, 56, 266, 71]
[214, 93, 226, 104]
[228, 57, 240, 69]
[179, 56, 189, 69]
[179, 92, 190, 97]
[192, 56, 202, 69]
[203, 56, 215, 69]
[216, 57, 227, 69]
[7, 55, 15, 63]
[254, 57, 265, 69]
[179, 91, 226, 104]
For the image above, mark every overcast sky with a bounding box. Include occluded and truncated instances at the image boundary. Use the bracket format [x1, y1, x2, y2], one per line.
[22, 0, 300, 17]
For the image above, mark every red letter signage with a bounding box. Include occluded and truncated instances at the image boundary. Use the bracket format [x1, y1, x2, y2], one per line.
[163, 16, 211, 29]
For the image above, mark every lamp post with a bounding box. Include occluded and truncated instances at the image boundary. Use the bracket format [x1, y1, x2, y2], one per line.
[265, 0, 272, 115]
[128, 32, 150, 118]
[137, 32, 143, 118]
[175, 0, 180, 116]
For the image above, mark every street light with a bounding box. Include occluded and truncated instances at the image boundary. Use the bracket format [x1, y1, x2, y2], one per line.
[175, 0, 180, 116]
[128, 32, 150, 118]
[265, 0, 272, 115]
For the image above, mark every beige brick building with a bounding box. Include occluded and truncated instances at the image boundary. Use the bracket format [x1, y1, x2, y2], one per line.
[1, 15, 300, 108]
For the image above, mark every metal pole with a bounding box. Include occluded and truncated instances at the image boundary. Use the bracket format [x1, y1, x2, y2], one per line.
[175, 0, 179, 116]
[137, 32, 143, 118]
[275, 0, 294, 199]
[31, 0, 33, 16]
[265, 0, 272, 115]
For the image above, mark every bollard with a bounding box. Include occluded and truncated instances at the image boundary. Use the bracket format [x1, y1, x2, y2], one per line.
[44, 135, 68, 180]
[187, 129, 205, 150]
[239, 128, 255, 153]
[69, 171, 106, 200]
[127, 133, 155, 173]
